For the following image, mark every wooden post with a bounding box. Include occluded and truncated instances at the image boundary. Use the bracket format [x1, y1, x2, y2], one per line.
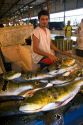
[0, 47, 6, 74]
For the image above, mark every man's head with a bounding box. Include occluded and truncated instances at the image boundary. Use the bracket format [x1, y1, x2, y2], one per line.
[81, 19, 83, 23]
[67, 20, 71, 26]
[38, 10, 49, 27]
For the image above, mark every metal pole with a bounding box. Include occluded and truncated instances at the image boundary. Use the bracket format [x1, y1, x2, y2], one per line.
[46, 0, 51, 21]
[63, 0, 66, 25]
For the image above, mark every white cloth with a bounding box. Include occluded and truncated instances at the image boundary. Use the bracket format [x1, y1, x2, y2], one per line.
[77, 22, 83, 50]
[31, 27, 54, 64]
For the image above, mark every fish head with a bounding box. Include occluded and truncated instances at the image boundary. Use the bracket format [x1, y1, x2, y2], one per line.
[62, 58, 76, 67]
[31, 81, 48, 89]
[19, 87, 60, 113]
[3, 71, 21, 80]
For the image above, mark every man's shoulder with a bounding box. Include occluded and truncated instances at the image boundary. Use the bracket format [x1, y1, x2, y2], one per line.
[68, 25, 72, 28]
[66, 25, 72, 29]
[33, 27, 40, 32]
[46, 27, 51, 33]
[32, 27, 40, 35]
[64, 26, 67, 29]
[46, 27, 50, 31]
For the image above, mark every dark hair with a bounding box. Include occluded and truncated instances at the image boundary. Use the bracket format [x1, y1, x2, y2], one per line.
[38, 10, 49, 20]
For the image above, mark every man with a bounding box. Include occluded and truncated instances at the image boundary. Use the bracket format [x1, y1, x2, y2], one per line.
[64, 21, 72, 38]
[31, 10, 68, 68]
[77, 19, 83, 50]
[31, 10, 64, 125]
[76, 19, 83, 57]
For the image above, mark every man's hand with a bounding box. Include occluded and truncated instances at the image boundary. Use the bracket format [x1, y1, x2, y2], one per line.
[47, 54, 58, 63]
[62, 51, 72, 57]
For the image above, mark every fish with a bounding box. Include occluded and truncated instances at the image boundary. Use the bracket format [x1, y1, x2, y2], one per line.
[61, 58, 76, 67]
[17, 57, 78, 82]
[22, 71, 54, 81]
[21, 63, 79, 82]
[0, 79, 83, 116]
[48, 63, 77, 75]
[51, 68, 83, 85]
[40, 66, 82, 85]
[19, 79, 83, 113]
[0, 83, 53, 116]
[47, 57, 76, 72]
[0, 80, 48, 97]
[3, 71, 21, 80]
[20, 59, 64, 81]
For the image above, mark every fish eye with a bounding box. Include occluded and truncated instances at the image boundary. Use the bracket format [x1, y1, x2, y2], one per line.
[28, 93, 33, 97]
[49, 95, 52, 98]
[35, 82, 39, 85]
[54, 114, 61, 120]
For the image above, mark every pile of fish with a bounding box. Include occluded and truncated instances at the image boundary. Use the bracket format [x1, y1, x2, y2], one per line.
[0, 57, 83, 115]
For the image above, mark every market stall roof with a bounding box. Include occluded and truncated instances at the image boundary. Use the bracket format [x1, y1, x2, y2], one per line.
[0, 0, 83, 20]
[0, 0, 45, 19]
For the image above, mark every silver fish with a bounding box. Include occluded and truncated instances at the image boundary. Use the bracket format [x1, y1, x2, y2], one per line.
[40, 67, 83, 85]
[22, 64, 78, 82]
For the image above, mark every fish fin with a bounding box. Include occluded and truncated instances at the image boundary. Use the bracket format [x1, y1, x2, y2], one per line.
[41, 103, 59, 111]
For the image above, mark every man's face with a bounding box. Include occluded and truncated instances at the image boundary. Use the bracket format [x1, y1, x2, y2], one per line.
[68, 21, 70, 25]
[39, 15, 49, 27]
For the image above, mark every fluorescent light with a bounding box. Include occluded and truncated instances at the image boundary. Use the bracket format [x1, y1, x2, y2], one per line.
[29, 6, 33, 8]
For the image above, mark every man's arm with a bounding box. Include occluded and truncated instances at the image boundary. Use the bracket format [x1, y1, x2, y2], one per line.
[32, 35, 58, 62]
[50, 41, 61, 53]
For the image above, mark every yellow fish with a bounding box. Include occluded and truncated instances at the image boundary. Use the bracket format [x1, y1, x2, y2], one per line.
[19, 79, 83, 113]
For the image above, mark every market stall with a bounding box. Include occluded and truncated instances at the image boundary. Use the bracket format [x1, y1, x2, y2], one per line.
[0, 25, 38, 72]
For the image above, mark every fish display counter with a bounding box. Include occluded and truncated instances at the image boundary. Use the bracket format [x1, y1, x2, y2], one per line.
[0, 57, 83, 125]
